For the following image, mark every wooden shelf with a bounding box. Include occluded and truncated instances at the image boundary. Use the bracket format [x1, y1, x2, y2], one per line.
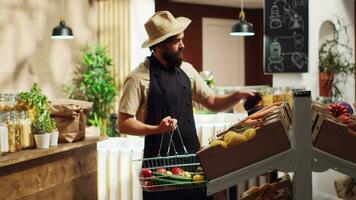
[0, 136, 104, 168]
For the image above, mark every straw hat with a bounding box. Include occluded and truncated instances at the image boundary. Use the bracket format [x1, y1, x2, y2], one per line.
[141, 11, 191, 48]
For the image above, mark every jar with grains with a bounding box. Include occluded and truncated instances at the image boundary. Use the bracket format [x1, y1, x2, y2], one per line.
[6, 112, 16, 152]
[0, 113, 9, 155]
[0, 94, 17, 112]
[13, 112, 22, 151]
[19, 111, 34, 149]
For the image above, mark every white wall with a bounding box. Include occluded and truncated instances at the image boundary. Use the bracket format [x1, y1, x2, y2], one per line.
[273, 0, 355, 104]
[130, 0, 155, 71]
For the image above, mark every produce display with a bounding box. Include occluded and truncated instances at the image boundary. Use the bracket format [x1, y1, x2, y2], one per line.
[312, 101, 356, 163]
[209, 128, 256, 149]
[198, 102, 291, 180]
[326, 101, 354, 123]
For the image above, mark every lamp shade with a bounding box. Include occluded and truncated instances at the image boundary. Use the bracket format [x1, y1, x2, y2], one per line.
[230, 18, 255, 36]
[51, 20, 74, 39]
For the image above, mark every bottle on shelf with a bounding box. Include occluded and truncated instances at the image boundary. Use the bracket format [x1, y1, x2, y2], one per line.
[0, 113, 9, 155]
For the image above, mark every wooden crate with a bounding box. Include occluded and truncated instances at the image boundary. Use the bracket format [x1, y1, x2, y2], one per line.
[197, 116, 290, 180]
[312, 116, 356, 163]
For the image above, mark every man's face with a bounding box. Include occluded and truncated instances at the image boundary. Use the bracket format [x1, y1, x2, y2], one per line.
[161, 32, 185, 68]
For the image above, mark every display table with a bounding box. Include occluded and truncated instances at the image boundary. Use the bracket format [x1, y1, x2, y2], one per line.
[0, 136, 102, 199]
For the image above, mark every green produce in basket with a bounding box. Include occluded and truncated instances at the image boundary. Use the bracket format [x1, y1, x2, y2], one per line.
[152, 172, 192, 182]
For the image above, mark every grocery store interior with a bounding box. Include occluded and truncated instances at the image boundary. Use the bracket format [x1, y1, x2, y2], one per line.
[0, 0, 355, 199]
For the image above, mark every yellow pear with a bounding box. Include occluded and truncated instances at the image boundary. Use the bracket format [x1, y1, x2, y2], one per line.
[210, 139, 228, 148]
[243, 128, 256, 140]
[228, 134, 247, 146]
[223, 131, 239, 143]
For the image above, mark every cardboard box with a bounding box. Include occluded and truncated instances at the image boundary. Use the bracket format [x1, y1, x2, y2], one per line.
[197, 115, 291, 180]
[312, 116, 356, 163]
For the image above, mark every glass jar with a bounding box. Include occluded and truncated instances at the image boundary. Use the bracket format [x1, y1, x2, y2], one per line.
[284, 87, 294, 108]
[199, 71, 215, 88]
[262, 87, 273, 106]
[273, 87, 285, 103]
[13, 112, 22, 151]
[5, 112, 16, 153]
[0, 113, 9, 155]
[0, 94, 17, 112]
[18, 111, 34, 149]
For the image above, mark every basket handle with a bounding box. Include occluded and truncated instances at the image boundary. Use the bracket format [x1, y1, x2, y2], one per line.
[176, 125, 188, 154]
[157, 125, 188, 157]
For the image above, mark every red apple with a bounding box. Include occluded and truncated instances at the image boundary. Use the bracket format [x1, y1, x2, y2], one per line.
[156, 168, 167, 174]
[140, 168, 152, 178]
[171, 167, 184, 175]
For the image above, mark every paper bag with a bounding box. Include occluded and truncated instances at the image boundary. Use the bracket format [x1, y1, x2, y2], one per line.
[50, 99, 93, 143]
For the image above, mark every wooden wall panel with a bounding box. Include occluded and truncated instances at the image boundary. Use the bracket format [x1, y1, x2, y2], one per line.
[0, 144, 97, 199]
[155, 1, 272, 86]
[244, 9, 272, 86]
[20, 173, 97, 200]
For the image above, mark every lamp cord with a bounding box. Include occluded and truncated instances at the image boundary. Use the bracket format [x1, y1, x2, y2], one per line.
[60, 0, 64, 21]
[239, 0, 245, 19]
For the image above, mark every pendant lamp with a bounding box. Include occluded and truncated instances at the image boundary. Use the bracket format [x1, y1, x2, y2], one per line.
[230, 0, 255, 36]
[51, 0, 74, 39]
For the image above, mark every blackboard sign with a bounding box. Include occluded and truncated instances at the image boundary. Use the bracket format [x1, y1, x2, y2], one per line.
[264, 0, 308, 73]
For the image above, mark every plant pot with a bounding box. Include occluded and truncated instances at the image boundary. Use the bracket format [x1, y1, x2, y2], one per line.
[319, 72, 334, 97]
[50, 131, 59, 146]
[34, 133, 50, 149]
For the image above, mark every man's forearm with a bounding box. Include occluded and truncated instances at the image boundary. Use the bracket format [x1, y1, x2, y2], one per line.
[202, 90, 254, 112]
[118, 117, 160, 136]
[202, 92, 241, 112]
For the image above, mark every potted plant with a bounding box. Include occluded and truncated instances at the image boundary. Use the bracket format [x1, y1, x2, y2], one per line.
[318, 18, 355, 100]
[63, 45, 117, 136]
[18, 83, 57, 148]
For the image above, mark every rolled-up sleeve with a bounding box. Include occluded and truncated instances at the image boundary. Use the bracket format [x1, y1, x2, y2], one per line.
[119, 77, 142, 116]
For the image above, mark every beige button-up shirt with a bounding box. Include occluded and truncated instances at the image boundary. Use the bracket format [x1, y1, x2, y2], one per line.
[119, 58, 214, 122]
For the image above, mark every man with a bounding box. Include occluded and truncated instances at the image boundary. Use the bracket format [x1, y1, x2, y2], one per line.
[118, 11, 254, 200]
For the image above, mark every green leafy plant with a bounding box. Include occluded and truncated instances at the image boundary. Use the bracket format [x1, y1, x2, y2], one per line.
[63, 45, 117, 136]
[318, 18, 355, 100]
[17, 83, 56, 134]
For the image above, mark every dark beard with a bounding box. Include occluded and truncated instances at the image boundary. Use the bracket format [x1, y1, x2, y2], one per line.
[162, 51, 183, 69]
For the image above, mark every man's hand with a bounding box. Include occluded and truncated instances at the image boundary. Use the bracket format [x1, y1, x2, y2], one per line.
[158, 116, 177, 133]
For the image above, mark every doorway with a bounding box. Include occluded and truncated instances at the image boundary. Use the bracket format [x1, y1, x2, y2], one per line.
[202, 17, 245, 87]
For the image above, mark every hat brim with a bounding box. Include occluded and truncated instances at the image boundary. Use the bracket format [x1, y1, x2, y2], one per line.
[141, 17, 191, 48]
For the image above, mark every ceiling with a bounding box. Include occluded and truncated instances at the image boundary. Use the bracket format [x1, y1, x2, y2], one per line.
[171, 0, 264, 9]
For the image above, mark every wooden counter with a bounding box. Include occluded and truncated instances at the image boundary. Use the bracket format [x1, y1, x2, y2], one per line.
[0, 136, 103, 200]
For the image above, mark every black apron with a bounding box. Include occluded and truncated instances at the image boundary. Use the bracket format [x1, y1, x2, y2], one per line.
[143, 56, 210, 200]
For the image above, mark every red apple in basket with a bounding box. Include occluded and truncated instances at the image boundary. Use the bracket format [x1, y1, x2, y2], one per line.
[141, 168, 152, 178]
[156, 168, 167, 174]
[144, 180, 156, 191]
[171, 167, 184, 175]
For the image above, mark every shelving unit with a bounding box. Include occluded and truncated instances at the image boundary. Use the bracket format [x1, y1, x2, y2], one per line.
[206, 90, 356, 199]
